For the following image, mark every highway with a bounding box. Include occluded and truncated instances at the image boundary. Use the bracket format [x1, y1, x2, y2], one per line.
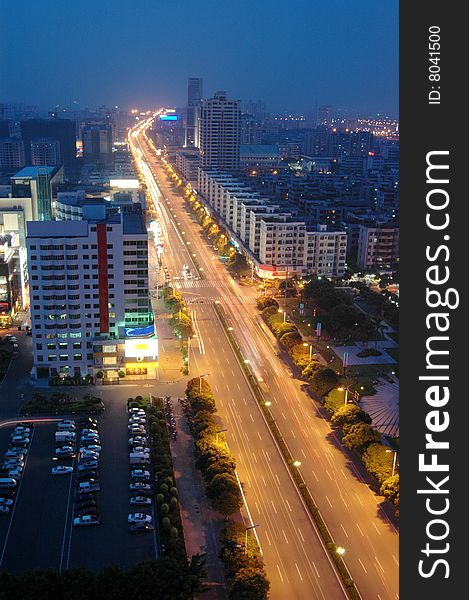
[130, 117, 399, 599]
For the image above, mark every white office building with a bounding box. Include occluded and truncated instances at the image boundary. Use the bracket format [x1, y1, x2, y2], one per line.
[26, 209, 156, 381]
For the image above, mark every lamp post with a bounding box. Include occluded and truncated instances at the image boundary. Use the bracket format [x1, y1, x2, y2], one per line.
[303, 342, 313, 362]
[216, 428, 228, 444]
[245, 524, 260, 555]
[338, 383, 354, 405]
[199, 373, 210, 393]
[386, 449, 398, 477]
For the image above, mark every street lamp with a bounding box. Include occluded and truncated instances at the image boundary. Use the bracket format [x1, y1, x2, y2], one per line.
[338, 383, 354, 405]
[293, 460, 301, 467]
[303, 342, 313, 361]
[199, 373, 210, 393]
[386, 449, 398, 477]
[336, 546, 346, 556]
[245, 524, 260, 555]
[216, 428, 228, 444]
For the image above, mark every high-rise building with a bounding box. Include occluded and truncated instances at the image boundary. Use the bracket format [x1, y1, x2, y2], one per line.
[357, 223, 399, 271]
[26, 207, 155, 380]
[20, 118, 76, 171]
[10, 166, 63, 222]
[185, 77, 203, 147]
[82, 123, 113, 168]
[31, 138, 61, 167]
[198, 91, 241, 170]
[0, 120, 10, 138]
[0, 138, 25, 173]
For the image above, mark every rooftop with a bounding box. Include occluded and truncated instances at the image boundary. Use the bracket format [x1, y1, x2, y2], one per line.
[240, 144, 280, 156]
[12, 166, 56, 179]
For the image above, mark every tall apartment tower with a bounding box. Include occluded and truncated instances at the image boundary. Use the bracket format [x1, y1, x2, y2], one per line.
[198, 91, 241, 170]
[185, 77, 203, 148]
[31, 138, 61, 166]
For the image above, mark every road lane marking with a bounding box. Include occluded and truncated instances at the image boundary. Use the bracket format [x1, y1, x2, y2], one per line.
[237, 383, 241, 391]
[325, 469, 333, 480]
[264, 529, 272, 546]
[355, 493, 363, 506]
[261, 475, 267, 487]
[312, 561, 320, 578]
[250, 413, 254, 422]
[356, 523, 365, 536]
[282, 530, 289, 544]
[375, 556, 385, 572]
[276, 564, 284, 583]
[301, 449, 307, 458]
[295, 562, 303, 581]
[290, 429, 296, 438]
[358, 558, 368, 573]
[311, 470, 319, 482]
[257, 431, 262, 441]
[271, 500, 277, 514]
[340, 524, 349, 538]
[372, 522, 381, 535]
[393, 555, 399, 566]
[325, 495, 332, 507]
[297, 527, 305, 542]
[285, 499, 292, 512]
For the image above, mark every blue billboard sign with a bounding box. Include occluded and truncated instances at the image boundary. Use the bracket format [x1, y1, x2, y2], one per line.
[159, 115, 179, 121]
[125, 324, 155, 338]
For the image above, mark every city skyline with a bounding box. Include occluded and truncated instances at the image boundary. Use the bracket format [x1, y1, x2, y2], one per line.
[0, 0, 398, 116]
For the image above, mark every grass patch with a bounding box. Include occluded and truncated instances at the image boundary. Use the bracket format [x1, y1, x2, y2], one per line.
[20, 392, 105, 416]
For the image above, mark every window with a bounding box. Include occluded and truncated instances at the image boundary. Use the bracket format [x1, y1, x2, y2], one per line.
[73, 354, 82, 360]
[36, 344, 43, 350]
[59, 354, 68, 362]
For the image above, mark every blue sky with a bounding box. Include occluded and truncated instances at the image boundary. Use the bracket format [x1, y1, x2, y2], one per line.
[0, 0, 398, 116]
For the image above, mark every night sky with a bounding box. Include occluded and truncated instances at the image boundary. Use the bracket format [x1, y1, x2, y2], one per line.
[0, 0, 398, 116]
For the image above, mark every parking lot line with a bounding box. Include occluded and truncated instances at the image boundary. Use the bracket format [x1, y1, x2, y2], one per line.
[0, 427, 35, 568]
[59, 454, 77, 572]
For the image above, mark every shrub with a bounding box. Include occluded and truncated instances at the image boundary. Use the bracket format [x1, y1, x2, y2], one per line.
[261, 305, 280, 320]
[279, 330, 302, 351]
[342, 422, 381, 453]
[302, 360, 322, 379]
[380, 474, 399, 511]
[309, 367, 339, 397]
[96, 371, 103, 379]
[274, 322, 297, 340]
[331, 404, 372, 428]
[256, 296, 279, 311]
[361, 443, 394, 485]
[229, 567, 270, 600]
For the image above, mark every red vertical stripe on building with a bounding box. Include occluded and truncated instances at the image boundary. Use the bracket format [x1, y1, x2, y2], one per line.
[96, 223, 109, 333]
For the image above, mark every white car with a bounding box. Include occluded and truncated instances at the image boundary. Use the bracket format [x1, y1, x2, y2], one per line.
[79, 445, 101, 453]
[55, 446, 74, 457]
[0, 506, 10, 515]
[4, 450, 25, 460]
[129, 408, 145, 415]
[59, 420, 75, 427]
[6, 447, 28, 456]
[131, 447, 150, 455]
[127, 513, 152, 524]
[131, 469, 150, 479]
[14, 426, 32, 435]
[52, 466, 73, 476]
[10, 435, 30, 444]
[80, 450, 99, 460]
[5, 469, 22, 478]
[130, 496, 152, 506]
[81, 428, 99, 435]
[129, 482, 151, 492]
[2, 459, 24, 469]
[73, 515, 100, 527]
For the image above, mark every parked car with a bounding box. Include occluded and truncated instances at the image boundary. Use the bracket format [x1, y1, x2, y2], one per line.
[77, 460, 98, 471]
[14, 426, 32, 435]
[129, 482, 151, 492]
[81, 435, 100, 444]
[77, 470, 98, 481]
[0, 505, 10, 515]
[129, 437, 148, 447]
[7, 446, 28, 456]
[80, 450, 99, 461]
[73, 515, 100, 527]
[129, 408, 145, 415]
[2, 459, 24, 469]
[81, 428, 99, 435]
[129, 522, 154, 533]
[79, 444, 101, 453]
[75, 508, 99, 518]
[77, 480, 100, 492]
[52, 466, 73, 476]
[4, 451, 25, 461]
[10, 435, 30, 444]
[131, 469, 151, 479]
[4, 469, 22, 478]
[130, 446, 150, 455]
[130, 496, 152, 506]
[55, 446, 75, 458]
[128, 513, 152, 524]
[75, 491, 96, 502]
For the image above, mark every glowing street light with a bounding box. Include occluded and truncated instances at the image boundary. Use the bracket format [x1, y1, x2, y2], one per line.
[386, 449, 398, 477]
[336, 546, 346, 556]
[293, 460, 302, 467]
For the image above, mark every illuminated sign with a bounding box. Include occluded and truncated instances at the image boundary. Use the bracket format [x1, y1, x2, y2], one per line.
[125, 338, 158, 359]
[159, 115, 178, 121]
[109, 179, 139, 189]
[125, 324, 155, 338]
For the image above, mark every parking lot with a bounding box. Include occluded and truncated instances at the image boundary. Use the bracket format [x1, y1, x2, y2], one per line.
[0, 391, 158, 573]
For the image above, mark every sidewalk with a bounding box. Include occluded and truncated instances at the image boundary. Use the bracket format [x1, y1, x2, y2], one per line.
[170, 399, 228, 599]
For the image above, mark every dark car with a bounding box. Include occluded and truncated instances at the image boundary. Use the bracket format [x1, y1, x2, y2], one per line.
[78, 459, 99, 471]
[75, 499, 98, 510]
[129, 522, 154, 534]
[74, 491, 96, 501]
[75, 508, 99, 518]
[77, 470, 98, 480]
[79, 417, 98, 426]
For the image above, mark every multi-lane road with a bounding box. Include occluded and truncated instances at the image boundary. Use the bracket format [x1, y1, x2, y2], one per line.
[129, 118, 399, 599]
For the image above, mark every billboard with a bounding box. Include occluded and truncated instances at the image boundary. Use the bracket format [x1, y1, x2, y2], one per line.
[125, 338, 158, 359]
[125, 324, 155, 338]
[159, 115, 178, 121]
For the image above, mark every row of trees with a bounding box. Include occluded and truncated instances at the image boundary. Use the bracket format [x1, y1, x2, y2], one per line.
[163, 287, 194, 340]
[0, 556, 207, 600]
[324, 399, 400, 515]
[257, 296, 339, 396]
[219, 523, 270, 600]
[129, 396, 186, 560]
[185, 378, 243, 519]
[20, 392, 105, 416]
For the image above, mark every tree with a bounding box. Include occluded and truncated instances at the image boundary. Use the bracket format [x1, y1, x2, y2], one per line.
[361, 443, 394, 485]
[227, 252, 250, 276]
[275, 322, 297, 339]
[206, 473, 242, 517]
[187, 377, 211, 396]
[331, 404, 372, 428]
[205, 455, 237, 480]
[309, 367, 339, 397]
[256, 296, 279, 311]
[229, 567, 270, 600]
[342, 422, 380, 452]
[188, 392, 216, 415]
[380, 474, 400, 511]
[279, 330, 302, 351]
[170, 313, 194, 338]
[302, 361, 321, 379]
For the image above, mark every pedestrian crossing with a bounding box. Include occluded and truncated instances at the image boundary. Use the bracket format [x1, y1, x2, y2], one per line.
[185, 296, 257, 306]
[171, 279, 211, 289]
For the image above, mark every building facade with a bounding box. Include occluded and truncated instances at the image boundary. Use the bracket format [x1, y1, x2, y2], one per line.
[31, 137, 61, 167]
[185, 77, 203, 147]
[0, 138, 25, 174]
[198, 91, 241, 169]
[26, 210, 155, 380]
